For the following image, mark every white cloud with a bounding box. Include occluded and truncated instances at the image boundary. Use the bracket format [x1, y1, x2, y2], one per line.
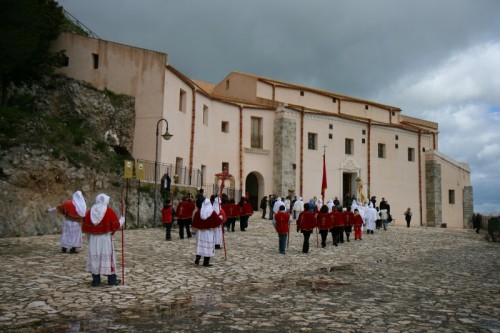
[372, 41, 500, 214]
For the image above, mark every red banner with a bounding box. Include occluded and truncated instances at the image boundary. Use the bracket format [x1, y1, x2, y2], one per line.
[321, 154, 327, 202]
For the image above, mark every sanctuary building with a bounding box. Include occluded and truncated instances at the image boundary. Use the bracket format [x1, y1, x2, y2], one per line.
[52, 32, 473, 229]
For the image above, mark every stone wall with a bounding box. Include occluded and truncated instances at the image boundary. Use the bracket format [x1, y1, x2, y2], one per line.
[425, 160, 442, 227]
[462, 186, 474, 229]
[273, 109, 296, 197]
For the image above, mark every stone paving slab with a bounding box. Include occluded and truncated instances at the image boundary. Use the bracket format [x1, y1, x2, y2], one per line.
[0, 214, 499, 332]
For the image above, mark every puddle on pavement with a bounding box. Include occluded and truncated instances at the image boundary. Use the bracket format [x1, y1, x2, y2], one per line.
[13, 298, 207, 332]
[296, 278, 352, 293]
[318, 264, 352, 273]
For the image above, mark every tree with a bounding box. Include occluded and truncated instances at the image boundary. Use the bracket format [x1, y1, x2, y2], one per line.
[0, 0, 66, 104]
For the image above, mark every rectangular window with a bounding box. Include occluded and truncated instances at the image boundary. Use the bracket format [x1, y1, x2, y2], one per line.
[329, 124, 333, 129]
[332, 97, 337, 103]
[362, 138, 366, 144]
[362, 129, 366, 135]
[300, 90, 305, 96]
[329, 133, 333, 139]
[308, 133, 317, 150]
[222, 162, 229, 173]
[422, 147, 426, 152]
[221, 121, 229, 133]
[250, 117, 263, 148]
[449, 190, 455, 204]
[365, 105, 369, 110]
[203, 105, 208, 125]
[179, 89, 186, 112]
[408, 148, 415, 162]
[92, 53, 99, 69]
[395, 135, 399, 140]
[378, 143, 386, 158]
[345, 138, 354, 155]
[395, 143, 399, 149]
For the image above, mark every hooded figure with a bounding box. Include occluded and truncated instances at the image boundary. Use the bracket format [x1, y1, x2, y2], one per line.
[47, 190, 87, 254]
[273, 197, 285, 213]
[326, 199, 334, 213]
[192, 198, 224, 267]
[213, 197, 227, 250]
[365, 202, 377, 234]
[292, 197, 304, 219]
[82, 193, 125, 287]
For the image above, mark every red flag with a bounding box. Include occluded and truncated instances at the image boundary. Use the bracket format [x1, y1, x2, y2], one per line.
[321, 153, 327, 202]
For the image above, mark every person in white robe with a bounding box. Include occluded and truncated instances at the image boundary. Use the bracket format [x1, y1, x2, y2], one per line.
[82, 193, 125, 287]
[273, 197, 285, 214]
[47, 190, 87, 254]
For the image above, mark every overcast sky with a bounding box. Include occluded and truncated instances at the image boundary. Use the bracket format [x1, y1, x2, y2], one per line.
[57, 0, 500, 214]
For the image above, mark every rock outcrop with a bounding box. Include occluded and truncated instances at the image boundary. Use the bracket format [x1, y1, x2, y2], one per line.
[0, 76, 154, 237]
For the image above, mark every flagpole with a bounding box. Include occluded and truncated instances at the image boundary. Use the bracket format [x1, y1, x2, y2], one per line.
[319, 146, 327, 248]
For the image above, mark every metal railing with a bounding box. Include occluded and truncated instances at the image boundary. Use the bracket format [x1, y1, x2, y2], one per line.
[137, 159, 202, 187]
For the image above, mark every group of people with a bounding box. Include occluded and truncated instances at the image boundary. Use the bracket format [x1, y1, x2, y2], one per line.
[161, 189, 254, 267]
[49, 188, 415, 278]
[48, 191, 125, 287]
[270, 195, 410, 254]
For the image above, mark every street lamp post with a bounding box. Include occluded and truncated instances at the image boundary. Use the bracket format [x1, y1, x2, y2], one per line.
[153, 118, 173, 227]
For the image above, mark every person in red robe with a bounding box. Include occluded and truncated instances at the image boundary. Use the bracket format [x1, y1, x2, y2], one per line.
[296, 203, 317, 254]
[316, 205, 333, 248]
[353, 208, 364, 240]
[82, 193, 124, 287]
[192, 198, 224, 267]
[162, 200, 173, 240]
[343, 207, 355, 242]
[47, 190, 87, 253]
[176, 197, 196, 239]
[273, 205, 292, 254]
[238, 197, 253, 231]
[222, 199, 240, 232]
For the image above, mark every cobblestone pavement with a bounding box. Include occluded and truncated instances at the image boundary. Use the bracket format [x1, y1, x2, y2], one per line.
[0, 214, 499, 332]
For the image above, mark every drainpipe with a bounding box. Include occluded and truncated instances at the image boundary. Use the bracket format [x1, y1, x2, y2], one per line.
[239, 105, 243, 191]
[418, 130, 423, 226]
[367, 119, 372, 200]
[300, 107, 305, 196]
[189, 87, 196, 185]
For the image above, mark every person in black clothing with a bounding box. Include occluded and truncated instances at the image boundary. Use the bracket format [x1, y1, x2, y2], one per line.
[268, 195, 275, 220]
[195, 188, 205, 210]
[472, 213, 482, 233]
[260, 196, 268, 219]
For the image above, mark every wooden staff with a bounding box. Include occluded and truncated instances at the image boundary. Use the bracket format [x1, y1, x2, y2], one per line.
[218, 197, 227, 260]
[120, 198, 125, 285]
[287, 226, 290, 248]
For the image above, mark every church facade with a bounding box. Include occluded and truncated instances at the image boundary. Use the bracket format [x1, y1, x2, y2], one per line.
[52, 33, 473, 228]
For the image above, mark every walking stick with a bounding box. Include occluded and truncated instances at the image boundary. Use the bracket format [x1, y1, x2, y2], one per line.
[287, 225, 290, 248]
[120, 198, 125, 286]
[316, 227, 319, 247]
[219, 198, 227, 260]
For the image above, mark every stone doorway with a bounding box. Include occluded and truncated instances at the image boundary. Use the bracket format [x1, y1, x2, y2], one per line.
[245, 172, 264, 211]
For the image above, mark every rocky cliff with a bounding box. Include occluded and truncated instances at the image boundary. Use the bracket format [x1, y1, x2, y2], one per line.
[0, 75, 155, 237]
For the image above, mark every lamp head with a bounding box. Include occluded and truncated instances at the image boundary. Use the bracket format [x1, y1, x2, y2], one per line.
[162, 130, 173, 141]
